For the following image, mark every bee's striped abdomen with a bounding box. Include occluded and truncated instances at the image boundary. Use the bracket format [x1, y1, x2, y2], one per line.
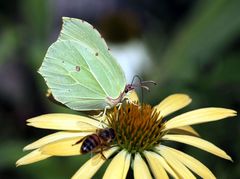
[81, 134, 100, 153]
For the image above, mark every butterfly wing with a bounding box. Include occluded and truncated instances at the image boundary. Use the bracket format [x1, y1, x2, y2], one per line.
[39, 17, 126, 111]
[59, 17, 126, 95]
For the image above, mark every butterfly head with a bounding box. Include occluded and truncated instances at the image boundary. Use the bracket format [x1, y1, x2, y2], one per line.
[125, 75, 157, 94]
[124, 84, 135, 93]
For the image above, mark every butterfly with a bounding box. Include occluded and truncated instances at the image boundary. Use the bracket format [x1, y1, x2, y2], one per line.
[39, 17, 154, 112]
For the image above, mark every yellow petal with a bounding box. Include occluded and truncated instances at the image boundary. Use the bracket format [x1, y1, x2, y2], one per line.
[168, 126, 200, 137]
[24, 131, 92, 151]
[128, 90, 139, 103]
[122, 153, 131, 179]
[154, 94, 192, 118]
[162, 108, 237, 131]
[72, 147, 119, 179]
[133, 153, 152, 179]
[146, 152, 180, 179]
[41, 137, 83, 156]
[162, 146, 216, 179]
[16, 149, 50, 166]
[27, 113, 104, 131]
[157, 146, 196, 179]
[103, 150, 131, 179]
[161, 134, 232, 161]
[143, 151, 169, 179]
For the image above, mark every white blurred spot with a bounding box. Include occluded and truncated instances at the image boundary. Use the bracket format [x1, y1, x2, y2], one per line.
[109, 40, 152, 83]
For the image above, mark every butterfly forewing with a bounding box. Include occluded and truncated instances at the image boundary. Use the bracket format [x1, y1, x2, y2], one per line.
[59, 17, 126, 97]
[39, 17, 126, 111]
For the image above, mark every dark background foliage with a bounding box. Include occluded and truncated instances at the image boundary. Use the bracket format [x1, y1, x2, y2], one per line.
[0, 0, 239, 178]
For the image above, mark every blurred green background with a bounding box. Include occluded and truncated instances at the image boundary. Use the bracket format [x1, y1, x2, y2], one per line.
[0, 0, 239, 178]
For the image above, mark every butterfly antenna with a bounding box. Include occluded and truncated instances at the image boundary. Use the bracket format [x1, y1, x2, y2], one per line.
[139, 80, 157, 104]
[130, 75, 144, 105]
[130, 75, 157, 105]
[131, 75, 156, 92]
[140, 80, 157, 86]
[131, 75, 142, 86]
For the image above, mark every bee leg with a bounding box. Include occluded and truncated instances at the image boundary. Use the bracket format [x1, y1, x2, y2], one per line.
[100, 153, 106, 160]
[99, 146, 107, 160]
[92, 147, 107, 160]
[90, 151, 94, 159]
[72, 137, 86, 146]
[98, 146, 107, 160]
[110, 144, 118, 148]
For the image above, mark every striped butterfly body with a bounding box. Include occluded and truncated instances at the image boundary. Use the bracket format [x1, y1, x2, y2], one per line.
[39, 17, 135, 111]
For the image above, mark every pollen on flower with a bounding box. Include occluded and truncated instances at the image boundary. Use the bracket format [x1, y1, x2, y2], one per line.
[107, 103, 164, 153]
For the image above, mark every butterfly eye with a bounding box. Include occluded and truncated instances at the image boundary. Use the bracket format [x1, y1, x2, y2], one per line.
[124, 85, 134, 93]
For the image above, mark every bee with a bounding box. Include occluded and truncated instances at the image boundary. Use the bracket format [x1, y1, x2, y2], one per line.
[74, 128, 115, 159]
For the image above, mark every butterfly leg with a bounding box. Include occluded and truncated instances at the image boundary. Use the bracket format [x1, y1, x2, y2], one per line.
[116, 102, 122, 110]
[94, 111, 103, 118]
[97, 106, 111, 126]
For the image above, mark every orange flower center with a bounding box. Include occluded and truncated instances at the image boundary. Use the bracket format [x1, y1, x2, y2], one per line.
[107, 103, 164, 153]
